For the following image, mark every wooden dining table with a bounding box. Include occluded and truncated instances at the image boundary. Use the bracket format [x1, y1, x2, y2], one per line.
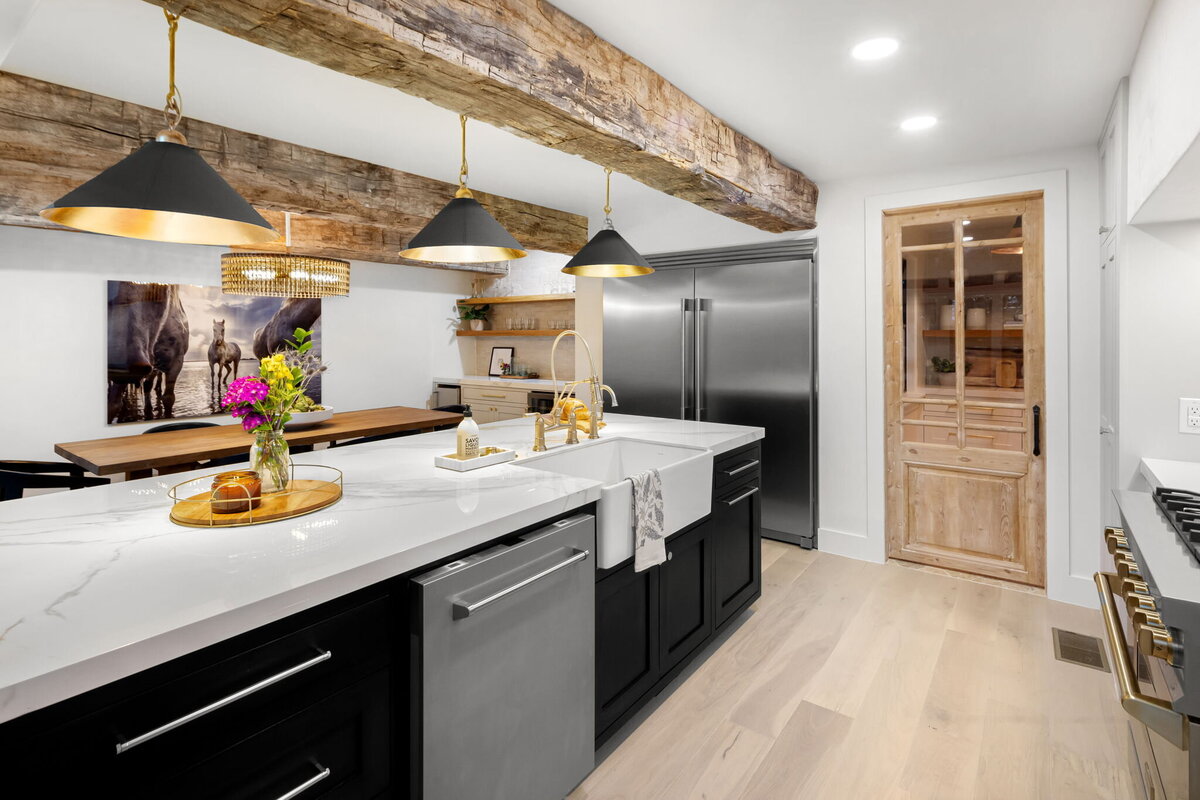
[55, 405, 463, 480]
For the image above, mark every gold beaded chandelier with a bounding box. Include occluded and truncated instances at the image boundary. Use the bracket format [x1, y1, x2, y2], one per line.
[220, 213, 349, 298]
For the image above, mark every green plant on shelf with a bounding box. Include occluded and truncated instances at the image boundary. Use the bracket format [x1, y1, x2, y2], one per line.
[931, 356, 972, 374]
[457, 303, 491, 321]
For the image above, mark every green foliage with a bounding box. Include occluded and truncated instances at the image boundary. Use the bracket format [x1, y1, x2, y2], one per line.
[931, 356, 972, 374]
[457, 303, 491, 321]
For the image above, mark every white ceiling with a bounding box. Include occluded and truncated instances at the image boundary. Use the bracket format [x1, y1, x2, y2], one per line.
[0, 0, 1152, 245]
[553, 0, 1151, 182]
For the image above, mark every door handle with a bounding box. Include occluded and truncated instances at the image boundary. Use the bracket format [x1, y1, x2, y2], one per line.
[452, 548, 590, 619]
[695, 298, 709, 421]
[1032, 405, 1042, 457]
[722, 485, 760, 506]
[274, 765, 331, 800]
[680, 298, 692, 419]
[1100, 424, 1114, 435]
[115, 650, 332, 754]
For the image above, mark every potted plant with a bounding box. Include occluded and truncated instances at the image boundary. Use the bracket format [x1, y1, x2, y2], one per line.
[457, 303, 491, 331]
[930, 356, 971, 387]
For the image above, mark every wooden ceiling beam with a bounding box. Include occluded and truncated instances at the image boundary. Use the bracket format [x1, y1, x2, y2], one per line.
[141, 0, 818, 232]
[0, 71, 587, 268]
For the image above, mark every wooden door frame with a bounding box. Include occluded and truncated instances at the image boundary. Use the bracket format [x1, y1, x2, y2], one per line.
[883, 191, 1047, 586]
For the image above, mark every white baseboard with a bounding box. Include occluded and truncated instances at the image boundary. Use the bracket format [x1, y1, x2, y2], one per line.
[816, 527, 884, 563]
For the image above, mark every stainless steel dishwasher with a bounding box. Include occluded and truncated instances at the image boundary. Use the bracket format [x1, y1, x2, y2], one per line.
[411, 513, 596, 800]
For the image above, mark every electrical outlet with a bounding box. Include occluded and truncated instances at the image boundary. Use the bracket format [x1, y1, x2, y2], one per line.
[1180, 398, 1200, 434]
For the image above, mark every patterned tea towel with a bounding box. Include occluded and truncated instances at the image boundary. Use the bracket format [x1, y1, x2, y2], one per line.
[630, 468, 666, 572]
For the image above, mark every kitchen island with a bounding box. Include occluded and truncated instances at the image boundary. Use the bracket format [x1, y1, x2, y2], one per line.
[0, 413, 763, 798]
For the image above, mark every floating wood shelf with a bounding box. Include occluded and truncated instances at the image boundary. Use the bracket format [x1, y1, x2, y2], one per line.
[456, 294, 576, 305]
[455, 329, 570, 337]
[922, 329, 1024, 339]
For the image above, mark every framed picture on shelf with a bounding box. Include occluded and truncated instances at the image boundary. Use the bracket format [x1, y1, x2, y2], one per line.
[488, 346, 515, 377]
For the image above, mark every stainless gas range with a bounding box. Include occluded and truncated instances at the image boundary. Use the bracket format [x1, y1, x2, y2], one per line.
[1100, 489, 1200, 799]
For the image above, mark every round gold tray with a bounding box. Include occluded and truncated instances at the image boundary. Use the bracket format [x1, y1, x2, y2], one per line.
[168, 464, 343, 528]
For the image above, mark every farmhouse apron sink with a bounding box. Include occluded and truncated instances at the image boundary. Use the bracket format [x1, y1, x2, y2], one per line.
[515, 438, 713, 569]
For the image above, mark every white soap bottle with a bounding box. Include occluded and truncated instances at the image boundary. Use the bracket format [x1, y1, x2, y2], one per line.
[456, 405, 480, 459]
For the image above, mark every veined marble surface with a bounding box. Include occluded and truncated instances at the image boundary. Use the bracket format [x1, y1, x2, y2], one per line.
[0, 413, 761, 724]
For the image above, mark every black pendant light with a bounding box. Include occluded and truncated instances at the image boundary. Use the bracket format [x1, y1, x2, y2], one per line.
[562, 168, 653, 277]
[39, 10, 277, 246]
[400, 115, 527, 264]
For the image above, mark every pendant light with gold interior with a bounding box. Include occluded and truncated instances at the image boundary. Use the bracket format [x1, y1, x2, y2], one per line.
[562, 168, 653, 277]
[40, 10, 277, 246]
[400, 115, 527, 265]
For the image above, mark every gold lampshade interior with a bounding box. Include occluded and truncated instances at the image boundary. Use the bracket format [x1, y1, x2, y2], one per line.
[221, 252, 350, 298]
[562, 262, 655, 278]
[42, 206, 279, 247]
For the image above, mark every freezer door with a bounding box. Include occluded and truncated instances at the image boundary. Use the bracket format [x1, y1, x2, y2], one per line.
[695, 260, 815, 544]
[412, 515, 596, 800]
[603, 267, 696, 419]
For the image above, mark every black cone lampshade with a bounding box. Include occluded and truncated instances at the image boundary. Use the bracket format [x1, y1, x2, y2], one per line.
[400, 188, 526, 264]
[562, 167, 653, 277]
[39, 10, 276, 247]
[562, 228, 653, 277]
[41, 132, 277, 246]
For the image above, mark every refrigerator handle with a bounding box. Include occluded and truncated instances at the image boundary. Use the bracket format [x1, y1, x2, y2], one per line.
[680, 298, 693, 419]
[695, 298, 709, 421]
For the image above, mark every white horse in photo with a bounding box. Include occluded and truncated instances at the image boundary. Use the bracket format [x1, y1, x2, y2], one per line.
[208, 319, 241, 388]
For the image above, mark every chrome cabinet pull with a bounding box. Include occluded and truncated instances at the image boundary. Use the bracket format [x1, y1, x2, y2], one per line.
[1094, 572, 1188, 750]
[722, 486, 760, 506]
[680, 298, 691, 419]
[114, 650, 333, 754]
[453, 549, 589, 619]
[723, 459, 760, 477]
[275, 765, 331, 800]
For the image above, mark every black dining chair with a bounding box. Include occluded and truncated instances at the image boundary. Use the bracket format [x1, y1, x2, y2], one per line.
[0, 461, 109, 502]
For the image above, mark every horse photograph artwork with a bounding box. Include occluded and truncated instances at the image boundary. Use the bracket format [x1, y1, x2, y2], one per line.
[106, 281, 322, 424]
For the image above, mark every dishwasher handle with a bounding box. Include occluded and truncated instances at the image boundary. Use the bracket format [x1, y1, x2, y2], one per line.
[452, 548, 590, 619]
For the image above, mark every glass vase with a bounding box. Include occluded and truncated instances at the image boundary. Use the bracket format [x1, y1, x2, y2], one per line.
[250, 428, 291, 493]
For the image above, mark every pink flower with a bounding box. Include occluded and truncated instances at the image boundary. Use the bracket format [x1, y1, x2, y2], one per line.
[222, 377, 269, 408]
[241, 413, 268, 432]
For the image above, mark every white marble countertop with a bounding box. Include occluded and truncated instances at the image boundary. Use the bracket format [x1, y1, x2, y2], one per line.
[1140, 458, 1200, 492]
[0, 414, 762, 724]
[437, 374, 561, 390]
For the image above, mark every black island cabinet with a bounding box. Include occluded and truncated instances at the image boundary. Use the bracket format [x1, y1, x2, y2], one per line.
[594, 441, 763, 745]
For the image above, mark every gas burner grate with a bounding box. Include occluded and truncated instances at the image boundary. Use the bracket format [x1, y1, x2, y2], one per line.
[1153, 487, 1200, 565]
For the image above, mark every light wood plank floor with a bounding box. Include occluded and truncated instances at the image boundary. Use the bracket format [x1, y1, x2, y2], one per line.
[570, 542, 1135, 800]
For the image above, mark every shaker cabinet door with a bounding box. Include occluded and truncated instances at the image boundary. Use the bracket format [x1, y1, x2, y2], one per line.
[712, 479, 762, 627]
[595, 562, 660, 737]
[658, 521, 713, 675]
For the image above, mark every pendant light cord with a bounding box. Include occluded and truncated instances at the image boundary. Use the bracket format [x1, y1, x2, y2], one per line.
[603, 167, 614, 230]
[456, 114, 471, 197]
[163, 9, 183, 131]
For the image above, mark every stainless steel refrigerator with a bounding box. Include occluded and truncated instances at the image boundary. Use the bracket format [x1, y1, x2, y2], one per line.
[603, 239, 817, 547]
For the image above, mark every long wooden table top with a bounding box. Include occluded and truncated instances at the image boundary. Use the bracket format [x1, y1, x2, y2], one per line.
[55, 406, 463, 476]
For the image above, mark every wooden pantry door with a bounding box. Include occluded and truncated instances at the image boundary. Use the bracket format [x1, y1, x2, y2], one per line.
[884, 192, 1046, 586]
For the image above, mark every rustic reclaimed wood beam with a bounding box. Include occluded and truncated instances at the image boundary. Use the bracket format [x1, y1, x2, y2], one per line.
[0, 71, 587, 267]
[140, 0, 818, 232]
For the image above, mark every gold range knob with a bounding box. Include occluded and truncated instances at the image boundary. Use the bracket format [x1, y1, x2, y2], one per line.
[1132, 607, 1163, 628]
[1137, 622, 1180, 665]
[1104, 526, 1127, 554]
[1113, 552, 1141, 579]
[1126, 591, 1157, 616]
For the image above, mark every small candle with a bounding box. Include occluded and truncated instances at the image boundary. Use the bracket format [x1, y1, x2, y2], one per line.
[210, 470, 263, 513]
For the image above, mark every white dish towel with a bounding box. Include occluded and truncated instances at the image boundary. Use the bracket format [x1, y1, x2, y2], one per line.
[630, 468, 666, 572]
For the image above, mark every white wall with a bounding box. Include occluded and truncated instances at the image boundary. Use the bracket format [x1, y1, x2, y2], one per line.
[597, 144, 1101, 606]
[1119, 221, 1200, 484]
[1127, 0, 1200, 218]
[0, 225, 474, 460]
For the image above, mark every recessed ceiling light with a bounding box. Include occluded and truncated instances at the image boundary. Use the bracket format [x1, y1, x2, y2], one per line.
[963, 236, 974, 242]
[962, 219, 971, 226]
[900, 115, 938, 131]
[852, 37, 899, 61]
